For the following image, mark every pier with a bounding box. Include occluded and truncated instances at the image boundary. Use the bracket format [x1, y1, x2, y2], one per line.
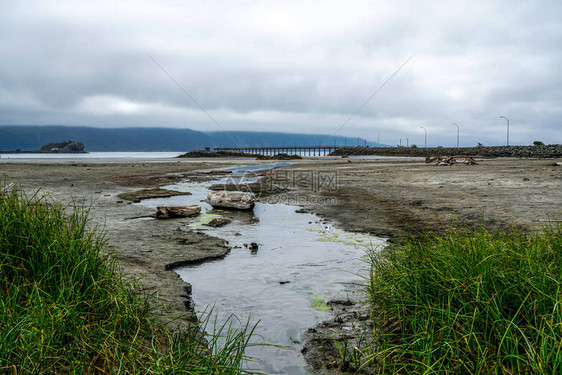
[213, 145, 339, 156]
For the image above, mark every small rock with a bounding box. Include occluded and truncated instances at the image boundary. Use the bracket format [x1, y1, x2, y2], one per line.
[279, 280, 291, 285]
[249, 242, 259, 251]
[205, 217, 231, 227]
[523, 177, 530, 181]
[249, 217, 260, 224]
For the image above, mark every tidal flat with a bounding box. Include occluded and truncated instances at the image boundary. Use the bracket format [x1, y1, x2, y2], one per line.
[2, 156, 561, 373]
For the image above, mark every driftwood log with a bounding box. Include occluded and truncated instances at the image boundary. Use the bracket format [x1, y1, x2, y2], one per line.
[426, 156, 478, 166]
[155, 205, 201, 219]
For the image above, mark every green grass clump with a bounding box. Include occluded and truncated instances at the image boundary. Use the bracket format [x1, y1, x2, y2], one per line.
[0, 185, 256, 374]
[366, 224, 562, 374]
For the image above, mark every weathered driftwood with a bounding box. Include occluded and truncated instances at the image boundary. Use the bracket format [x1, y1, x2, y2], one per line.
[427, 156, 478, 166]
[206, 191, 256, 210]
[460, 157, 478, 165]
[155, 205, 201, 219]
[208, 170, 233, 174]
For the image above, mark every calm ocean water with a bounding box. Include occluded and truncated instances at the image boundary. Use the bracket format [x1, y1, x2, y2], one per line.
[0, 151, 423, 163]
[0, 151, 184, 161]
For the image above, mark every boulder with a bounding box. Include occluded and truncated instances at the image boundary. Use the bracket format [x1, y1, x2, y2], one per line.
[206, 191, 256, 210]
[155, 205, 201, 219]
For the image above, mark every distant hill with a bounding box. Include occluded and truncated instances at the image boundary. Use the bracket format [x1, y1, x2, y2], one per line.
[205, 131, 380, 148]
[0, 126, 382, 152]
[0, 126, 212, 152]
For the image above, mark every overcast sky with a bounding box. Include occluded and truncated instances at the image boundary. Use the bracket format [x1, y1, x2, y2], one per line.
[1, 0, 560, 146]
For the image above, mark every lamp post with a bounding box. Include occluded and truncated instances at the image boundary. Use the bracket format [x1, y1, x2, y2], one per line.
[500, 116, 509, 146]
[452, 123, 459, 148]
[420, 126, 427, 148]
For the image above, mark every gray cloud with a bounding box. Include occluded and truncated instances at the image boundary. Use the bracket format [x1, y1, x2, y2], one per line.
[0, 0, 560, 146]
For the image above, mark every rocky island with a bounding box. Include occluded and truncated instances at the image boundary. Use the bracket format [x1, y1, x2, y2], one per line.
[0, 140, 87, 154]
[37, 140, 86, 153]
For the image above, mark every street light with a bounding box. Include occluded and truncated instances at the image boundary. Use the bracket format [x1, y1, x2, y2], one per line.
[500, 116, 510, 146]
[420, 126, 427, 148]
[452, 123, 460, 148]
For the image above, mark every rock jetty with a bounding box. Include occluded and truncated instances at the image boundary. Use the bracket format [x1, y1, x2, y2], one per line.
[330, 144, 562, 158]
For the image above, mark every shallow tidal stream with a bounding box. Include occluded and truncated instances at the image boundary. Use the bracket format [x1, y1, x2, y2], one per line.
[137, 165, 386, 374]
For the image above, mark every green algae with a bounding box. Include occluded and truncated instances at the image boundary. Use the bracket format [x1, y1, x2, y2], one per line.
[187, 213, 224, 228]
[310, 296, 331, 311]
[318, 230, 374, 247]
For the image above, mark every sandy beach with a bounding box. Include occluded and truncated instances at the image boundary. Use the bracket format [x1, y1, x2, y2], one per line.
[2, 155, 561, 370]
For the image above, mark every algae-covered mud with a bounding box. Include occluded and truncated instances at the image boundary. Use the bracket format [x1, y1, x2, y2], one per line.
[135, 168, 386, 374]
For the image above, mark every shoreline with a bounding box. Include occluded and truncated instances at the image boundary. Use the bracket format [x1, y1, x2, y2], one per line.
[2, 156, 561, 372]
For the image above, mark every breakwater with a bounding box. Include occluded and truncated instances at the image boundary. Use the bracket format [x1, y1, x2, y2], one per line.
[330, 144, 562, 158]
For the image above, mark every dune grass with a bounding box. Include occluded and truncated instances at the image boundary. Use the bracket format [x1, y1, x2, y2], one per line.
[361, 222, 562, 374]
[0, 185, 256, 374]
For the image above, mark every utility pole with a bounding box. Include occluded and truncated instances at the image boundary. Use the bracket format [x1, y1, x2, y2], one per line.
[420, 126, 427, 148]
[500, 116, 510, 146]
[452, 123, 460, 148]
